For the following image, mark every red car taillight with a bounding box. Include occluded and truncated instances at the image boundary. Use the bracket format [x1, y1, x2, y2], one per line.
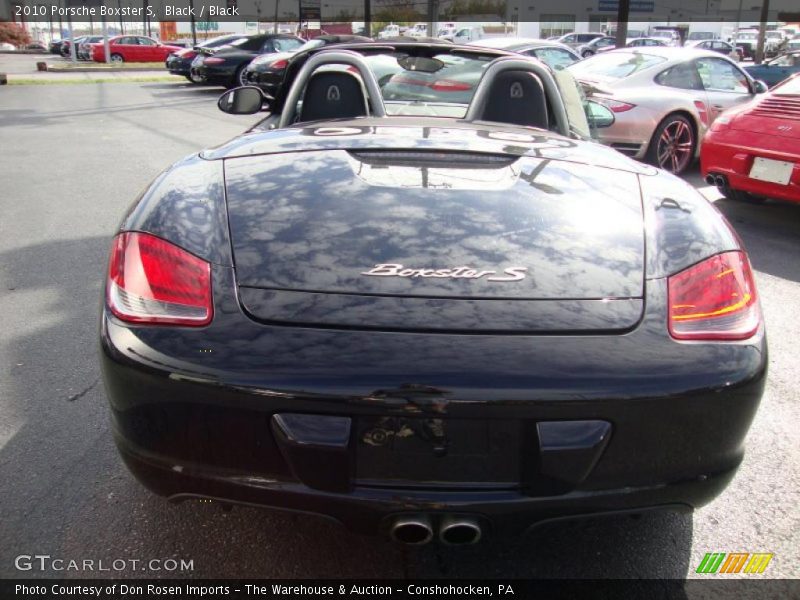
[271, 58, 288, 69]
[203, 57, 225, 65]
[107, 232, 212, 327]
[430, 79, 473, 92]
[179, 49, 197, 59]
[596, 98, 636, 113]
[668, 251, 760, 341]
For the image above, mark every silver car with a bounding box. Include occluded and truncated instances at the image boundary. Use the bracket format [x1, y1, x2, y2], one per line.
[469, 37, 581, 71]
[567, 47, 767, 174]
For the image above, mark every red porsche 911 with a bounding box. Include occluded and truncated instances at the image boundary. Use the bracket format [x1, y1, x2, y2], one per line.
[702, 72, 800, 203]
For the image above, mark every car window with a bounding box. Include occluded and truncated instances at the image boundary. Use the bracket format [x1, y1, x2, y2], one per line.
[273, 38, 303, 52]
[232, 37, 266, 51]
[567, 51, 667, 80]
[655, 62, 703, 90]
[696, 57, 750, 93]
[531, 47, 579, 70]
[561, 34, 577, 43]
[116, 37, 136, 45]
[577, 34, 596, 43]
[138, 37, 156, 46]
[596, 38, 615, 48]
[771, 53, 797, 67]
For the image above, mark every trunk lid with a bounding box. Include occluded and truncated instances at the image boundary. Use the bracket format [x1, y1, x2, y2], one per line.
[225, 149, 645, 333]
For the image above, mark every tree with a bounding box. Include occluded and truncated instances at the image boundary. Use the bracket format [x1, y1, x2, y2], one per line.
[0, 22, 32, 47]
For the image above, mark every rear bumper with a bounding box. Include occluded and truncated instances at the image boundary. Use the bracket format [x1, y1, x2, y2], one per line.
[116, 431, 732, 537]
[101, 268, 767, 536]
[701, 129, 800, 203]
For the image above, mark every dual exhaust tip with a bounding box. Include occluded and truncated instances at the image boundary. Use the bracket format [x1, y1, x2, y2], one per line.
[706, 173, 727, 189]
[389, 515, 482, 546]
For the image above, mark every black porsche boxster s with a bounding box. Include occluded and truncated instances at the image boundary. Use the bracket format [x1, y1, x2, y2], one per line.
[101, 43, 766, 545]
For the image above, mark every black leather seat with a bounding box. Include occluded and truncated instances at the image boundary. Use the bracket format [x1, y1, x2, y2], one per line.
[479, 70, 549, 130]
[299, 71, 368, 123]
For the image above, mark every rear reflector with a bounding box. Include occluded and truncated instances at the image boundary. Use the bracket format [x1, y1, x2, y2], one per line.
[668, 251, 759, 340]
[107, 232, 212, 326]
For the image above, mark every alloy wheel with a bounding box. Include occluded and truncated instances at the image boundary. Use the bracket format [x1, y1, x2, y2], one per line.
[656, 119, 693, 173]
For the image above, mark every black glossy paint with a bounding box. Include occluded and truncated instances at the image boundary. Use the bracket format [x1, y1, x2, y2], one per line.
[103, 119, 767, 538]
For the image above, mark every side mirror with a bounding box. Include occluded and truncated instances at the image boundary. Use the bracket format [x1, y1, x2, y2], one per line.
[753, 80, 769, 94]
[586, 100, 615, 129]
[218, 86, 269, 115]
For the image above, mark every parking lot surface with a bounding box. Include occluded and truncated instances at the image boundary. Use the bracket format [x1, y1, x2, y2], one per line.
[0, 78, 798, 579]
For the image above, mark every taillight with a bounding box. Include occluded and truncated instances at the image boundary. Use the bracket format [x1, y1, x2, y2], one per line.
[430, 79, 473, 92]
[180, 49, 197, 59]
[597, 98, 636, 113]
[106, 232, 212, 326]
[694, 100, 709, 127]
[668, 251, 759, 341]
[271, 58, 288, 69]
[203, 57, 225, 65]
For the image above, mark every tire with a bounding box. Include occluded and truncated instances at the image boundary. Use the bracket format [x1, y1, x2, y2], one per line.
[188, 69, 206, 84]
[110, 53, 124, 64]
[582, 50, 594, 58]
[646, 114, 696, 175]
[234, 64, 248, 88]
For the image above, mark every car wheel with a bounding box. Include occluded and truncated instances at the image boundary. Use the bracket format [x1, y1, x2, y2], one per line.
[187, 71, 206, 84]
[110, 53, 124, 64]
[646, 114, 695, 175]
[582, 50, 594, 58]
[235, 64, 248, 88]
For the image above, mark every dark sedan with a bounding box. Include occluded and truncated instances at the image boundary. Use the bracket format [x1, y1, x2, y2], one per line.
[102, 42, 766, 545]
[244, 34, 370, 95]
[190, 33, 304, 88]
[743, 50, 800, 87]
[165, 34, 248, 83]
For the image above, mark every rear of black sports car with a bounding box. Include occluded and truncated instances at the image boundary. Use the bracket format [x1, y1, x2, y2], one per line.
[100, 123, 766, 544]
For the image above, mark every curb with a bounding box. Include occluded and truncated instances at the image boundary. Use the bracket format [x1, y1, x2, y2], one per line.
[46, 65, 170, 73]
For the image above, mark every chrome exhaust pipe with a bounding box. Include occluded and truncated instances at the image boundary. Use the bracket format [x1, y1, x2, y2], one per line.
[714, 175, 727, 189]
[439, 516, 482, 545]
[389, 515, 434, 545]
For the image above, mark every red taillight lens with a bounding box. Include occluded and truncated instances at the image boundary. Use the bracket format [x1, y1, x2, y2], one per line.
[430, 78, 473, 92]
[271, 58, 288, 69]
[203, 57, 225, 65]
[597, 98, 636, 113]
[668, 251, 759, 340]
[179, 49, 197, 59]
[107, 232, 212, 326]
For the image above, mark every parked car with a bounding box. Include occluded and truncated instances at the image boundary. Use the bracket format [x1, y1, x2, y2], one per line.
[78, 35, 104, 60]
[103, 40, 766, 545]
[567, 47, 768, 174]
[626, 37, 669, 48]
[649, 29, 682, 47]
[90, 36, 183, 63]
[377, 24, 401, 39]
[470, 37, 581, 71]
[687, 32, 716, 41]
[244, 35, 371, 95]
[686, 39, 741, 61]
[576, 35, 616, 58]
[60, 37, 86, 57]
[165, 34, 248, 83]
[407, 23, 428, 38]
[25, 41, 47, 51]
[702, 72, 800, 203]
[191, 34, 304, 88]
[743, 50, 800, 87]
[733, 30, 763, 60]
[452, 26, 484, 44]
[49, 39, 63, 54]
[556, 32, 606, 49]
[0, 42, 16, 51]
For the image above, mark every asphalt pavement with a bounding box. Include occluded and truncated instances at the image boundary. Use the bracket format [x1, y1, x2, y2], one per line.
[0, 76, 798, 581]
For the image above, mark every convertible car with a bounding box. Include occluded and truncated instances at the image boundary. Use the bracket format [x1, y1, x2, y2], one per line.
[101, 42, 766, 545]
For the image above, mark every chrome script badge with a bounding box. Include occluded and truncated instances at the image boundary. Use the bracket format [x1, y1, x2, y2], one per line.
[361, 264, 528, 282]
